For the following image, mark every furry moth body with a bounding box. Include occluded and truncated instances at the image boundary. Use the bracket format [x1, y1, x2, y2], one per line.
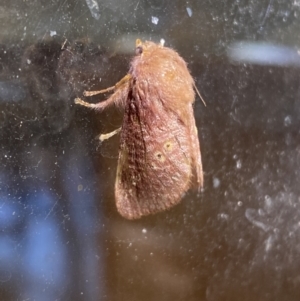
[75, 39, 203, 219]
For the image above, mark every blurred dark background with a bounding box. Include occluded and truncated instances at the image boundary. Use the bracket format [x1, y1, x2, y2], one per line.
[1, 0, 300, 300]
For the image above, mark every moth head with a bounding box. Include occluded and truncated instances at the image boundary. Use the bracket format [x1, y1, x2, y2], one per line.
[135, 39, 165, 56]
[135, 39, 143, 55]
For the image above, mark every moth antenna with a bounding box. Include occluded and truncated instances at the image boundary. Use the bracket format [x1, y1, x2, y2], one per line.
[194, 84, 207, 107]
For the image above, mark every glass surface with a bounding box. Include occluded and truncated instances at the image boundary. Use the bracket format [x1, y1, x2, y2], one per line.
[0, 0, 300, 300]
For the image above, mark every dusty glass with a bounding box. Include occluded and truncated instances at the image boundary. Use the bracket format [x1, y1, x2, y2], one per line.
[0, 0, 299, 300]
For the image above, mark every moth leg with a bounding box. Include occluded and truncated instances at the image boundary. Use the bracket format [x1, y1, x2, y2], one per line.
[99, 127, 121, 142]
[83, 74, 132, 97]
[74, 74, 131, 110]
[83, 86, 115, 97]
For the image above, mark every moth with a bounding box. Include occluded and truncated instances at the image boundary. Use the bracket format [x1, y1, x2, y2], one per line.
[75, 39, 203, 219]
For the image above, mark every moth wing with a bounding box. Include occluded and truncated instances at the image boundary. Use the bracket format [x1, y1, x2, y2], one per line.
[115, 101, 202, 219]
[189, 104, 203, 189]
